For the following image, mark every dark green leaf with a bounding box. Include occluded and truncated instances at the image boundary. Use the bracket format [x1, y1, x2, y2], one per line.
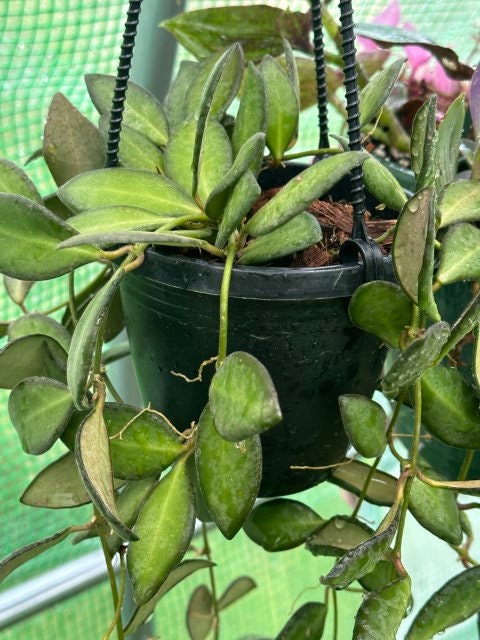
[21, 452, 90, 508]
[410, 96, 437, 190]
[8, 313, 71, 352]
[382, 322, 450, 397]
[0, 334, 67, 389]
[98, 116, 164, 173]
[362, 156, 407, 213]
[195, 405, 261, 539]
[44, 193, 72, 220]
[405, 566, 480, 639]
[417, 189, 440, 321]
[348, 281, 412, 349]
[232, 62, 266, 165]
[439, 180, 480, 228]
[358, 560, 398, 592]
[360, 58, 406, 127]
[4, 277, 35, 307]
[0, 194, 103, 280]
[0, 158, 42, 203]
[339, 395, 387, 458]
[276, 602, 327, 640]
[329, 460, 397, 507]
[245, 152, 368, 236]
[127, 461, 196, 605]
[306, 516, 373, 557]
[353, 576, 411, 640]
[438, 290, 480, 360]
[187, 585, 214, 640]
[86, 74, 169, 146]
[209, 351, 282, 441]
[437, 223, 480, 285]
[244, 499, 324, 551]
[218, 576, 257, 611]
[215, 171, 261, 249]
[436, 94, 465, 191]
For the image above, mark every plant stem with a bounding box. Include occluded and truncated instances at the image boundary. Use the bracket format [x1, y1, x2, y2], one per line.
[332, 588, 339, 640]
[103, 371, 125, 404]
[102, 549, 127, 640]
[68, 271, 78, 326]
[282, 147, 342, 161]
[385, 389, 409, 465]
[351, 456, 381, 519]
[217, 237, 237, 367]
[98, 516, 124, 640]
[202, 523, 220, 640]
[458, 450, 474, 482]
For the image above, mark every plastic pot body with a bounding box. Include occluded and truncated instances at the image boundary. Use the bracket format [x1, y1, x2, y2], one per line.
[120, 250, 393, 497]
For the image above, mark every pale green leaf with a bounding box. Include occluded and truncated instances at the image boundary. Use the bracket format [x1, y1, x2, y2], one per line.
[0, 334, 67, 389]
[360, 58, 406, 127]
[8, 313, 71, 353]
[0, 158, 42, 203]
[436, 94, 465, 191]
[437, 223, 480, 285]
[98, 116, 164, 173]
[68, 205, 176, 235]
[438, 179, 480, 228]
[354, 577, 411, 640]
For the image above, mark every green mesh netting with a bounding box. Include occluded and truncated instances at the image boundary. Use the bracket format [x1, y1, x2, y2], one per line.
[0, 0, 478, 638]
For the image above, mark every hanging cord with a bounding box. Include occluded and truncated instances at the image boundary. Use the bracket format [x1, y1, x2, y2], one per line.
[311, 0, 330, 150]
[338, 0, 367, 241]
[105, 0, 143, 168]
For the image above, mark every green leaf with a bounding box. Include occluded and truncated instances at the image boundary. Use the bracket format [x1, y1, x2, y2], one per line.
[98, 116, 164, 173]
[209, 351, 282, 441]
[245, 152, 368, 236]
[321, 510, 399, 589]
[4, 276, 35, 308]
[358, 560, 398, 592]
[261, 55, 299, 162]
[127, 461, 196, 605]
[58, 168, 201, 216]
[410, 96, 437, 190]
[0, 334, 67, 389]
[382, 322, 450, 397]
[348, 281, 412, 349]
[187, 585, 214, 640]
[161, 6, 311, 62]
[275, 602, 327, 640]
[44, 193, 72, 220]
[436, 94, 465, 191]
[75, 401, 136, 541]
[124, 560, 214, 637]
[437, 223, 480, 285]
[339, 395, 387, 458]
[0, 194, 103, 280]
[475, 327, 480, 390]
[195, 405, 261, 539]
[408, 470, 462, 545]
[0, 158, 42, 203]
[405, 566, 480, 640]
[218, 576, 257, 611]
[362, 156, 407, 212]
[8, 377, 73, 454]
[353, 577, 411, 640]
[243, 498, 324, 551]
[239, 212, 322, 265]
[438, 290, 480, 360]
[360, 58, 405, 127]
[419, 365, 480, 449]
[43, 93, 105, 186]
[215, 171, 261, 249]
[232, 62, 266, 166]
[8, 313, 71, 353]
[67, 270, 124, 410]
[164, 60, 198, 131]
[329, 460, 397, 507]
[306, 516, 374, 557]
[68, 205, 175, 235]
[85, 74, 169, 146]
[438, 180, 480, 228]
[417, 190, 440, 322]
[58, 230, 215, 251]
[21, 452, 90, 508]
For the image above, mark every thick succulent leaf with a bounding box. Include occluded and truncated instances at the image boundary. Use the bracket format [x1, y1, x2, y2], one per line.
[58, 167, 201, 216]
[438, 290, 480, 360]
[275, 602, 327, 640]
[187, 585, 214, 640]
[21, 452, 90, 508]
[329, 460, 397, 507]
[127, 461, 196, 605]
[0, 334, 67, 389]
[405, 566, 480, 640]
[161, 6, 311, 62]
[8, 313, 71, 353]
[0, 194, 103, 280]
[232, 62, 266, 166]
[307, 516, 373, 557]
[410, 96, 437, 190]
[0, 322, 9, 339]
[419, 365, 480, 449]
[239, 212, 322, 265]
[437, 223, 480, 285]
[260, 55, 299, 161]
[438, 179, 480, 228]
[362, 156, 407, 212]
[417, 190, 440, 321]
[43, 93, 105, 186]
[245, 152, 368, 236]
[164, 60, 198, 131]
[0, 158, 42, 203]
[475, 328, 480, 389]
[215, 171, 261, 249]
[44, 193, 72, 220]
[243, 498, 324, 551]
[98, 116, 164, 173]
[320, 510, 399, 589]
[195, 405, 261, 539]
[358, 560, 399, 592]
[339, 395, 387, 458]
[164, 117, 232, 204]
[471, 64, 480, 142]
[408, 471, 462, 545]
[382, 322, 450, 397]
[67, 269, 124, 409]
[85, 73, 169, 146]
[360, 58, 405, 127]
[68, 205, 175, 234]
[8, 377, 73, 455]
[124, 560, 214, 637]
[4, 277, 35, 307]
[209, 351, 282, 441]
[218, 576, 257, 611]
[348, 281, 412, 349]
[353, 577, 411, 640]
[59, 230, 214, 251]
[282, 40, 300, 101]
[436, 95, 465, 191]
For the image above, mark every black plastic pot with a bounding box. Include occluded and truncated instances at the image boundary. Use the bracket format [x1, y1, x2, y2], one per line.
[120, 245, 394, 497]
